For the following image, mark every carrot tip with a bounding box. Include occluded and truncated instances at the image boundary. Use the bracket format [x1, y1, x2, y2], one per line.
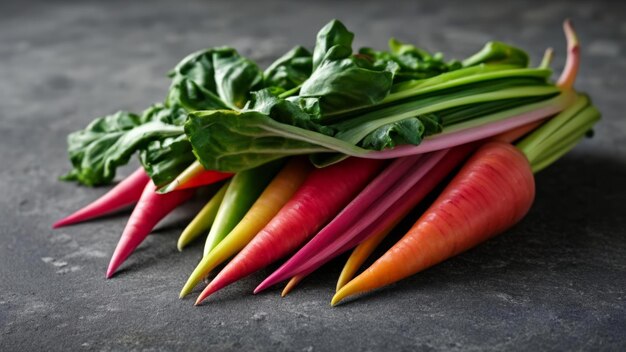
[194, 295, 206, 306]
[52, 217, 77, 228]
[331, 284, 355, 306]
[106, 258, 121, 279]
[179, 282, 195, 298]
[253, 283, 268, 295]
[195, 283, 219, 305]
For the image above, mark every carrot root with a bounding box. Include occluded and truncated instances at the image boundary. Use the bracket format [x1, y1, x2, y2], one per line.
[106, 181, 195, 278]
[53, 168, 150, 228]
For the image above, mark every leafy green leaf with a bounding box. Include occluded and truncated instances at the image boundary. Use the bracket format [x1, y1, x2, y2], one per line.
[167, 47, 263, 110]
[312, 20, 354, 71]
[359, 39, 462, 84]
[63, 46, 265, 186]
[62, 108, 184, 186]
[167, 49, 229, 111]
[360, 113, 443, 150]
[244, 89, 334, 134]
[295, 20, 396, 116]
[212, 48, 263, 109]
[139, 134, 195, 187]
[264, 46, 313, 90]
[462, 41, 529, 68]
[361, 118, 424, 150]
[300, 49, 394, 115]
[185, 109, 334, 172]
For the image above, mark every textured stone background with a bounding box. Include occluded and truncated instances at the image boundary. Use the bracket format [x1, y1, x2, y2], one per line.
[1, 0, 625, 351]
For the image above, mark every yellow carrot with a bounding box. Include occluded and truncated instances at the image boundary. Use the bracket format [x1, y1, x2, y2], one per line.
[336, 226, 394, 291]
[177, 183, 229, 251]
[179, 158, 312, 298]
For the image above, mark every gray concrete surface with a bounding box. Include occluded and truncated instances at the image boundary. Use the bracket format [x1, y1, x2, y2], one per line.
[1, 0, 625, 350]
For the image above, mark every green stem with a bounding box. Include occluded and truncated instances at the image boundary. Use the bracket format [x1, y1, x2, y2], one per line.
[321, 66, 551, 121]
[516, 101, 601, 172]
[531, 130, 587, 173]
[539, 48, 554, 69]
[278, 85, 302, 99]
[382, 67, 551, 104]
[335, 85, 560, 144]
[517, 95, 589, 162]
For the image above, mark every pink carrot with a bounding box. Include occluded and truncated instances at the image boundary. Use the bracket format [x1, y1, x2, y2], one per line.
[106, 181, 195, 278]
[194, 158, 385, 304]
[53, 168, 150, 228]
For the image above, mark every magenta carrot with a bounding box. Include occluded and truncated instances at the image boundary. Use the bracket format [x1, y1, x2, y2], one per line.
[106, 181, 195, 278]
[53, 168, 150, 228]
[332, 142, 535, 305]
[194, 158, 385, 304]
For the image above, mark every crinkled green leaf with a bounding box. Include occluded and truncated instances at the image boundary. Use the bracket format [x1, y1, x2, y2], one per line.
[167, 47, 263, 110]
[244, 89, 333, 135]
[63, 47, 263, 186]
[139, 134, 195, 187]
[361, 118, 424, 150]
[301, 46, 394, 116]
[185, 109, 334, 172]
[212, 49, 263, 109]
[360, 113, 443, 150]
[359, 38, 461, 84]
[264, 46, 313, 90]
[62, 108, 184, 186]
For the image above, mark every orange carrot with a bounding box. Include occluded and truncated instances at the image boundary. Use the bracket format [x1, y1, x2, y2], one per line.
[332, 142, 535, 305]
[194, 158, 385, 304]
[53, 168, 150, 228]
[106, 181, 195, 278]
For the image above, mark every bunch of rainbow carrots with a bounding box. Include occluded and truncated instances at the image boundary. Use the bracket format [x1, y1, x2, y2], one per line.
[54, 20, 600, 306]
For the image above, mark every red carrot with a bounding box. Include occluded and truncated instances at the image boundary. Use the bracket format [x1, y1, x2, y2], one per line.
[194, 158, 385, 304]
[53, 168, 150, 228]
[332, 142, 535, 305]
[106, 181, 195, 278]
